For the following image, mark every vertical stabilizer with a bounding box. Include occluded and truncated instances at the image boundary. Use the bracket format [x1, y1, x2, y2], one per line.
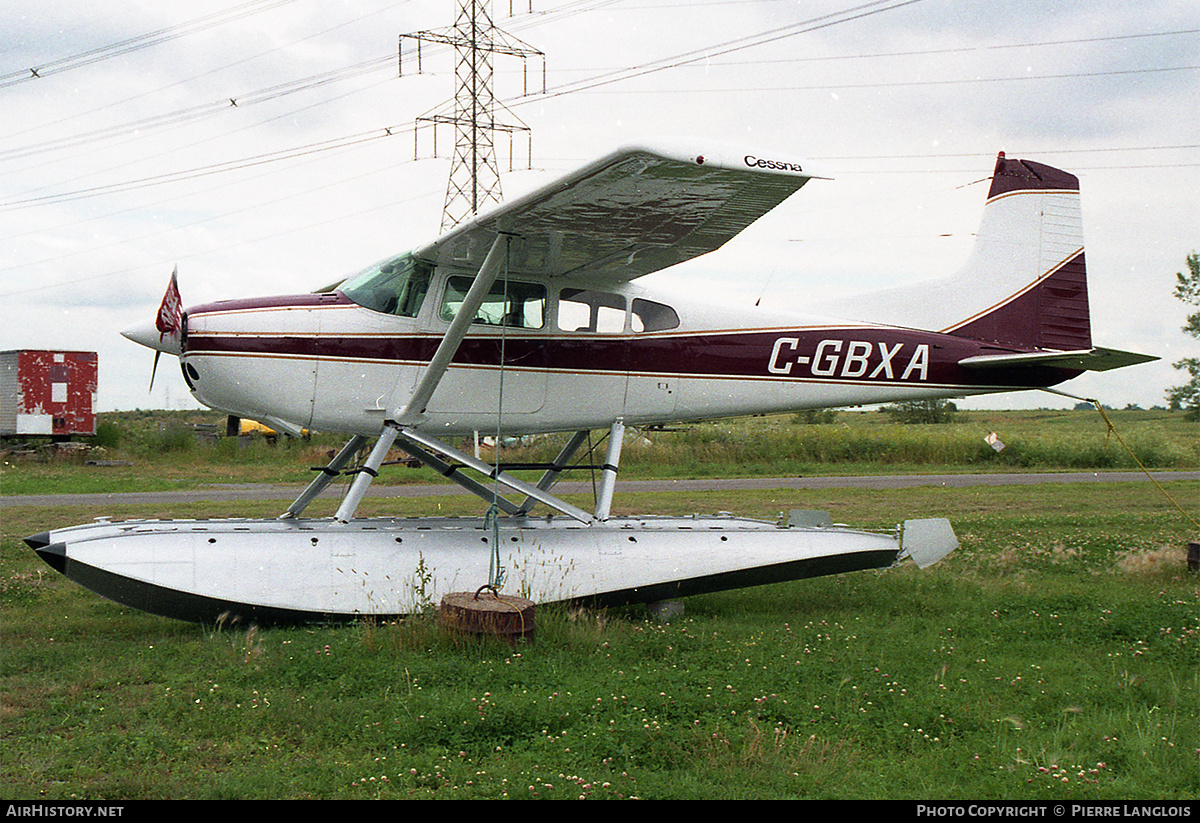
[813, 153, 1092, 352]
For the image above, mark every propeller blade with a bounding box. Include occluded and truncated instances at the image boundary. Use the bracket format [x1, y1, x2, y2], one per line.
[149, 350, 161, 392]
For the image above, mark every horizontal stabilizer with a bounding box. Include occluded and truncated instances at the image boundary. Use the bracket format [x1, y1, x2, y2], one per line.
[958, 346, 1158, 373]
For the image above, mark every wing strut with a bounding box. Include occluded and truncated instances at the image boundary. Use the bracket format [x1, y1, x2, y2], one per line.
[332, 234, 560, 524]
[393, 234, 510, 425]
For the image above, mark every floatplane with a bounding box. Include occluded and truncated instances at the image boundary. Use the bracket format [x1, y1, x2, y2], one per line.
[27, 141, 1155, 624]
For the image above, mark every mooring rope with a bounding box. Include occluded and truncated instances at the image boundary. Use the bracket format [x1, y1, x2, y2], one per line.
[1040, 387, 1199, 530]
[488, 236, 511, 589]
[1090, 401, 1200, 530]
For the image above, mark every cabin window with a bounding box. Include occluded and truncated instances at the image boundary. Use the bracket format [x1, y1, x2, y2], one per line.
[631, 298, 679, 332]
[339, 253, 432, 317]
[440, 276, 546, 329]
[558, 288, 626, 333]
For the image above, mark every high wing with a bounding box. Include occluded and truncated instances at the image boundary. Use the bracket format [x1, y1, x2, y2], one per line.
[411, 140, 821, 282]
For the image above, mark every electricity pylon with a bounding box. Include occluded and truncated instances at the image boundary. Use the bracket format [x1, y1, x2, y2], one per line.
[401, 0, 544, 232]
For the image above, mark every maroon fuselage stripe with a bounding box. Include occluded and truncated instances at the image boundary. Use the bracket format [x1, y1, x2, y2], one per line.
[183, 323, 1076, 389]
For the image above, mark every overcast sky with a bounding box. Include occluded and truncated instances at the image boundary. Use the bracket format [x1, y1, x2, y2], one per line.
[3, 0, 1197, 414]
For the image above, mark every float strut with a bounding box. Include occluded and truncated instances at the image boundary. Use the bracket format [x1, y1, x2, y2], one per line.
[280, 434, 367, 519]
[516, 429, 590, 515]
[334, 425, 399, 523]
[594, 419, 624, 521]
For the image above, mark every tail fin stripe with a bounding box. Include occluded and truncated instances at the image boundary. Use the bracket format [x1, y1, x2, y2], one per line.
[941, 248, 1087, 346]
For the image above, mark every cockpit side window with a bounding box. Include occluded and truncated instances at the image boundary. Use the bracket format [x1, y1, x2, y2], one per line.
[631, 298, 680, 332]
[558, 288, 626, 333]
[440, 276, 546, 329]
[339, 253, 432, 317]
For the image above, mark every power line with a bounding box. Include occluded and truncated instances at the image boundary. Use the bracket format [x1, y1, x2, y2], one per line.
[7, 2, 1189, 178]
[0, 0, 925, 206]
[10, 45, 1186, 185]
[0, 125, 414, 211]
[1, 0, 302, 88]
[567, 65, 1200, 93]
[9, 60, 1194, 212]
[545, 27, 1200, 73]
[0, 0, 416, 151]
[0, 55, 397, 165]
[2, 0, 915, 214]
[526, 0, 930, 100]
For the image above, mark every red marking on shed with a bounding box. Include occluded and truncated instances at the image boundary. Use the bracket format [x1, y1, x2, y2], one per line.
[0, 350, 98, 437]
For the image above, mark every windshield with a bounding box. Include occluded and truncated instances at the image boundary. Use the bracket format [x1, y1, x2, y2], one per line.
[339, 253, 432, 317]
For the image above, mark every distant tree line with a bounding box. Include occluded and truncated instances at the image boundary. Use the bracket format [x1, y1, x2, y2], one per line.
[879, 399, 958, 424]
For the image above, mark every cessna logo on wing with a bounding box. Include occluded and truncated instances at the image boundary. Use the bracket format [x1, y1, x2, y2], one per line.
[744, 155, 804, 173]
[768, 338, 930, 381]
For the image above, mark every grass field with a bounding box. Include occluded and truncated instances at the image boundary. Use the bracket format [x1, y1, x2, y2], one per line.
[1, 410, 1197, 799]
[3, 407, 1198, 496]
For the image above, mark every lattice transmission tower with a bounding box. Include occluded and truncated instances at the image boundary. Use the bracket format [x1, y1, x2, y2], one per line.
[401, 0, 544, 232]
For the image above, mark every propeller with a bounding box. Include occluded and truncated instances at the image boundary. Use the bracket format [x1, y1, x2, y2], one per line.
[122, 266, 184, 391]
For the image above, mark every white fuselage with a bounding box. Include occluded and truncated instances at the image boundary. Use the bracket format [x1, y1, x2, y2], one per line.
[177, 269, 1052, 437]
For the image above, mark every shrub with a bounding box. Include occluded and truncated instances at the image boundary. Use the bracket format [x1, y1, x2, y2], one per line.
[790, 408, 838, 424]
[93, 421, 122, 449]
[880, 399, 958, 424]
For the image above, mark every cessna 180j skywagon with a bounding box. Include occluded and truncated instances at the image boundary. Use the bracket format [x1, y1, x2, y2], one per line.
[28, 140, 1155, 624]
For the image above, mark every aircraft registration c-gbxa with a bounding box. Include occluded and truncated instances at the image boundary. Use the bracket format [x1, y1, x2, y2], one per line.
[28, 140, 1156, 624]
